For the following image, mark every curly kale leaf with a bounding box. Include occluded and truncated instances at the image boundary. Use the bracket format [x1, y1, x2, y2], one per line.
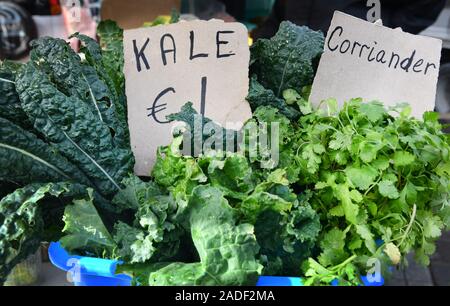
[206, 153, 256, 200]
[60, 189, 116, 257]
[243, 106, 300, 182]
[152, 136, 207, 201]
[59, 175, 183, 263]
[151, 140, 320, 277]
[0, 183, 90, 284]
[246, 76, 300, 120]
[111, 175, 165, 212]
[147, 186, 263, 285]
[111, 176, 181, 263]
[240, 172, 320, 275]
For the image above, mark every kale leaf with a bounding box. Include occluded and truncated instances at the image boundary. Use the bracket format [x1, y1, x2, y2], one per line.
[0, 183, 90, 283]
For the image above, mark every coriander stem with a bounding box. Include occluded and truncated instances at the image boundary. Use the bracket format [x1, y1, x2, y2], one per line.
[398, 204, 417, 247]
[364, 175, 383, 197]
[332, 255, 358, 271]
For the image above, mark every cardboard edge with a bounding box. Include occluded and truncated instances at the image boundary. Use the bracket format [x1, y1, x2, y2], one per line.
[331, 10, 444, 45]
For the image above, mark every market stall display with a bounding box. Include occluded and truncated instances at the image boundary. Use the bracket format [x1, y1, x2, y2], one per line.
[0, 15, 449, 286]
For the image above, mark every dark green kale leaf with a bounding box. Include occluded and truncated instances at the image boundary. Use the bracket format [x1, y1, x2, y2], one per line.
[0, 61, 31, 129]
[247, 21, 323, 119]
[250, 21, 324, 97]
[240, 171, 320, 275]
[0, 117, 92, 187]
[0, 181, 19, 199]
[167, 102, 241, 155]
[71, 33, 128, 139]
[97, 20, 125, 96]
[29, 37, 129, 149]
[15, 63, 134, 198]
[246, 76, 300, 120]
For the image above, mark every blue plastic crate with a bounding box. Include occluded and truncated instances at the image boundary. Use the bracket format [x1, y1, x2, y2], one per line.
[48, 242, 132, 286]
[49, 242, 385, 286]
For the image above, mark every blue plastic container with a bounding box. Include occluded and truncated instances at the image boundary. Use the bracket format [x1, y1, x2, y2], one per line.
[256, 275, 384, 287]
[256, 276, 303, 286]
[48, 242, 132, 286]
[49, 242, 385, 286]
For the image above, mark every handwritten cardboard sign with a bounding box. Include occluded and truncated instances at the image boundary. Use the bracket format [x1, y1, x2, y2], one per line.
[310, 11, 442, 118]
[123, 20, 252, 176]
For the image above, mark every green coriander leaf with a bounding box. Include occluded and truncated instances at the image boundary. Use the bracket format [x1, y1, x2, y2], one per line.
[329, 205, 344, 217]
[334, 183, 359, 224]
[345, 165, 378, 190]
[348, 237, 363, 250]
[378, 180, 400, 199]
[282, 89, 301, 105]
[355, 224, 376, 254]
[360, 142, 379, 163]
[349, 189, 363, 203]
[359, 101, 386, 123]
[372, 156, 390, 171]
[419, 211, 444, 238]
[318, 229, 347, 266]
[393, 151, 415, 167]
[329, 131, 352, 151]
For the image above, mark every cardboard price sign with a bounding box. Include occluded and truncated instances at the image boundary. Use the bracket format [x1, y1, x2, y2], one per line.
[123, 20, 252, 176]
[310, 11, 442, 118]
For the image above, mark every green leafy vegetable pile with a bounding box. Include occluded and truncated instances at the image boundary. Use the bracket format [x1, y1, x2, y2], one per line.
[246, 96, 449, 284]
[244, 21, 449, 285]
[0, 20, 321, 286]
[0, 21, 133, 283]
[293, 100, 450, 285]
[58, 135, 320, 285]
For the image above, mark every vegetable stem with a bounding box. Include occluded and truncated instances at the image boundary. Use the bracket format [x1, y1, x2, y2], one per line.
[398, 204, 417, 247]
[0, 142, 70, 179]
[0, 77, 14, 84]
